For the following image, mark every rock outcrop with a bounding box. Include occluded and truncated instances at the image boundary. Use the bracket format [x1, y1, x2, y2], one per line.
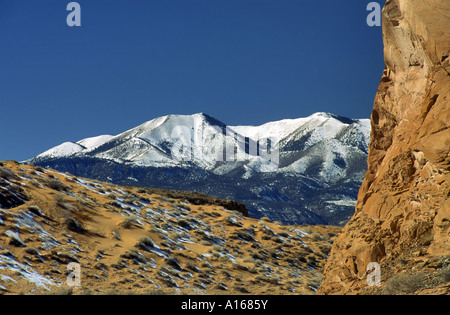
[319, 0, 450, 294]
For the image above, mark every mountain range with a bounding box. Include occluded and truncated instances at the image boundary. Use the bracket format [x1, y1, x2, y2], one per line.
[27, 112, 370, 226]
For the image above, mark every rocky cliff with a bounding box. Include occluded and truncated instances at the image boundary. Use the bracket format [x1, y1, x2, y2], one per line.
[319, 0, 450, 294]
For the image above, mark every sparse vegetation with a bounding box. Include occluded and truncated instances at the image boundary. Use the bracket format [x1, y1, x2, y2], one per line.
[135, 236, 158, 251]
[0, 167, 18, 180]
[382, 272, 427, 295]
[119, 217, 134, 229]
[44, 179, 70, 192]
[0, 161, 342, 295]
[64, 217, 86, 234]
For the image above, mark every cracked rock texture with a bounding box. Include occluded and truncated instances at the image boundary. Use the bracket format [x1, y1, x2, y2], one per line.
[319, 0, 450, 295]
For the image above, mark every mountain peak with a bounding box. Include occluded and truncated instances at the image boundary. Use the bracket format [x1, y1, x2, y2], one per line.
[28, 111, 370, 226]
[310, 112, 333, 118]
[309, 112, 358, 125]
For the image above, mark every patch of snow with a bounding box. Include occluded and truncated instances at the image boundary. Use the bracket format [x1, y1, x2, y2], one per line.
[77, 135, 114, 151]
[0, 254, 54, 290]
[230, 116, 310, 145]
[13, 210, 60, 250]
[325, 199, 357, 207]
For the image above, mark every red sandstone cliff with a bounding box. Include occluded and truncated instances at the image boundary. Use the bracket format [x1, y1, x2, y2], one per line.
[319, 0, 450, 295]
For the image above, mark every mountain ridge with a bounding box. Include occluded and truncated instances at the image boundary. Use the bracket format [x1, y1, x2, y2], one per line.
[28, 112, 370, 226]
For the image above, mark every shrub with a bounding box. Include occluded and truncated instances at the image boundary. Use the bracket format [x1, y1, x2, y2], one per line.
[119, 217, 134, 229]
[319, 244, 332, 256]
[45, 179, 70, 192]
[382, 272, 426, 295]
[107, 200, 122, 208]
[0, 167, 18, 180]
[51, 287, 74, 295]
[186, 262, 201, 273]
[64, 217, 86, 234]
[135, 237, 158, 251]
[55, 194, 72, 210]
[234, 286, 251, 294]
[278, 231, 290, 238]
[35, 166, 45, 173]
[165, 257, 183, 271]
[174, 202, 191, 211]
[177, 219, 193, 230]
[123, 198, 136, 206]
[146, 288, 168, 295]
[223, 215, 243, 227]
[25, 247, 41, 256]
[28, 205, 45, 217]
[441, 268, 450, 283]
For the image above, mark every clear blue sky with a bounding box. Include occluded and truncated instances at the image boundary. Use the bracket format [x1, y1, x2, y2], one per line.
[0, 0, 385, 161]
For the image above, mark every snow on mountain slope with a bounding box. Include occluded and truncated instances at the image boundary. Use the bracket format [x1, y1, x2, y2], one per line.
[31, 112, 370, 180]
[280, 113, 368, 150]
[36, 135, 114, 159]
[36, 142, 86, 159]
[28, 112, 371, 225]
[229, 116, 310, 145]
[77, 135, 114, 151]
[86, 113, 226, 168]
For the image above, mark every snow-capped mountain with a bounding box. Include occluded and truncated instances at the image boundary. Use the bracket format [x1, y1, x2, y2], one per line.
[28, 112, 370, 225]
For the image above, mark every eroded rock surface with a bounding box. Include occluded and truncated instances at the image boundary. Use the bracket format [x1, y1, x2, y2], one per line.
[319, 0, 450, 295]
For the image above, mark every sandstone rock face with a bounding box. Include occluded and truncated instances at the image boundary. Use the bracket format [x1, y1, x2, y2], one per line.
[319, 0, 450, 294]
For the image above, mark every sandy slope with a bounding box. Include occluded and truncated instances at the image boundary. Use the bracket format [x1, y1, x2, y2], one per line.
[0, 161, 340, 295]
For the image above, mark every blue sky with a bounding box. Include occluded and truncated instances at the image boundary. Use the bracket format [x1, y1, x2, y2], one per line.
[0, 0, 385, 161]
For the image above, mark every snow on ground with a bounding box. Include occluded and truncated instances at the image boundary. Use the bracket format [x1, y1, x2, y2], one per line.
[325, 199, 357, 207]
[0, 254, 55, 291]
